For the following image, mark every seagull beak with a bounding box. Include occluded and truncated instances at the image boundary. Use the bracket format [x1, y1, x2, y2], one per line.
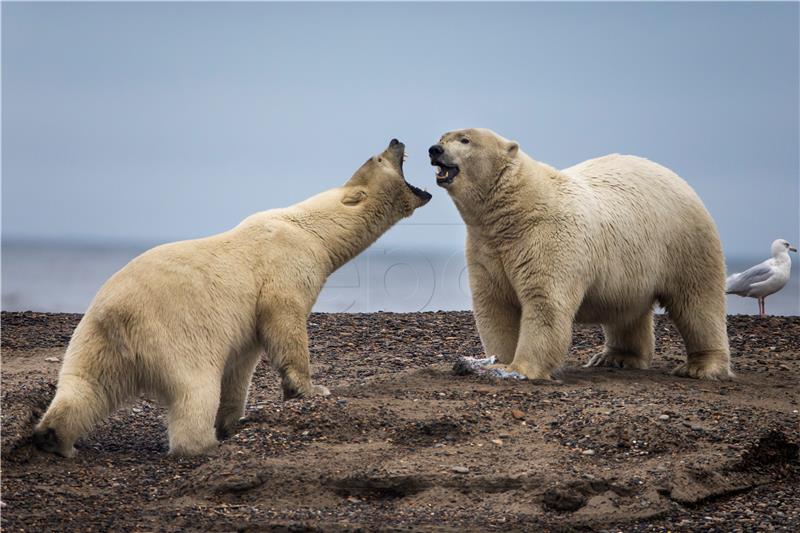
[790, 246, 798, 252]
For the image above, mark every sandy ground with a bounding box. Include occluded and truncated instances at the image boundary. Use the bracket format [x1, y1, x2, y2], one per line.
[1, 311, 798, 532]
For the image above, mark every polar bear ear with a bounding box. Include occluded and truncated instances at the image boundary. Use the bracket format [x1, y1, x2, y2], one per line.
[342, 188, 368, 206]
[506, 141, 519, 157]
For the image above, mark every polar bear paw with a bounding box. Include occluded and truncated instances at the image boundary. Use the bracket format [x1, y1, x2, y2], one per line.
[672, 361, 734, 380]
[585, 351, 649, 369]
[283, 383, 331, 400]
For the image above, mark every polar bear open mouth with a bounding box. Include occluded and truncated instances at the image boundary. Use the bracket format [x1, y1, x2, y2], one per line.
[396, 146, 432, 203]
[435, 164, 460, 186]
[405, 181, 432, 203]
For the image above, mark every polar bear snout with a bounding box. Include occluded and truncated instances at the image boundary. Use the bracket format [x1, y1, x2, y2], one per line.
[380, 139, 431, 208]
[382, 138, 406, 169]
[429, 145, 460, 187]
[33, 426, 75, 458]
[428, 144, 444, 158]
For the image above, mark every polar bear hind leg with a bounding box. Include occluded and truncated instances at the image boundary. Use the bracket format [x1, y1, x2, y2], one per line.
[166, 369, 222, 456]
[586, 310, 655, 369]
[215, 346, 262, 440]
[663, 290, 733, 380]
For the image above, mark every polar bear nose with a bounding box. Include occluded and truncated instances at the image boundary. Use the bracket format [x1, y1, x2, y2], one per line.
[389, 138, 400, 147]
[429, 144, 444, 158]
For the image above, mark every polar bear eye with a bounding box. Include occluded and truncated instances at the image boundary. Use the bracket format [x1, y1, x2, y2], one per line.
[378, 158, 383, 163]
[460, 138, 470, 145]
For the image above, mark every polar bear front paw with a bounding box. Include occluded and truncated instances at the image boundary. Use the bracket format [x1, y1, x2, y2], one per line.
[585, 351, 649, 369]
[283, 383, 331, 400]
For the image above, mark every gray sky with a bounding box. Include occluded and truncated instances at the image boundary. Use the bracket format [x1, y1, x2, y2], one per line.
[3, 2, 798, 257]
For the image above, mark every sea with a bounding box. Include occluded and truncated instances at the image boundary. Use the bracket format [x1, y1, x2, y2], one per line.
[2, 240, 798, 316]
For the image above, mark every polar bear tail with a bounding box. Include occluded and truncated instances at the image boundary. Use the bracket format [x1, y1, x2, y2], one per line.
[33, 319, 135, 457]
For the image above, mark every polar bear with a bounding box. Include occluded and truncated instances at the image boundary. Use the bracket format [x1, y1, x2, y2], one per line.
[33, 139, 431, 457]
[429, 128, 731, 381]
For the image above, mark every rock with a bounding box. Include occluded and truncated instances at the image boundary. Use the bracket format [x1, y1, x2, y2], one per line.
[451, 466, 469, 474]
[582, 449, 596, 456]
[658, 414, 670, 421]
[491, 439, 503, 446]
[44, 357, 60, 363]
[510, 409, 526, 420]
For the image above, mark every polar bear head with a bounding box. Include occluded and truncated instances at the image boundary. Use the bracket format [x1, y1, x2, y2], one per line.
[343, 139, 432, 218]
[428, 128, 519, 207]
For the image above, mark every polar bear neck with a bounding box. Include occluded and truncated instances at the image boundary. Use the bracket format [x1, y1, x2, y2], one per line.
[458, 153, 559, 236]
[281, 188, 404, 274]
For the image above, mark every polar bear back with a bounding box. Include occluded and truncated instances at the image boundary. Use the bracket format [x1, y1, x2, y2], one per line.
[562, 153, 716, 247]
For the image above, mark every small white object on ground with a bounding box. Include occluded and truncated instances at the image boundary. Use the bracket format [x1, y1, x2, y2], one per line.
[452, 356, 528, 380]
[44, 357, 60, 363]
[452, 466, 469, 474]
[726, 239, 796, 317]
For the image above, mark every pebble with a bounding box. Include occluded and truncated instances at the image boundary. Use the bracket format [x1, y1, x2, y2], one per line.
[582, 449, 596, 455]
[510, 409, 526, 420]
[658, 414, 670, 421]
[44, 357, 60, 363]
[451, 466, 469, 474]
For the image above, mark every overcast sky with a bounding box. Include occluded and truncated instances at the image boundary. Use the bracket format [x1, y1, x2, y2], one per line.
[3, 2, 798, 257]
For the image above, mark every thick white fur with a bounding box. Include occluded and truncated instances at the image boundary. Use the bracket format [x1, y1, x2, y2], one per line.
[435, 128, 731, 381]
[33, 141, 429, 457]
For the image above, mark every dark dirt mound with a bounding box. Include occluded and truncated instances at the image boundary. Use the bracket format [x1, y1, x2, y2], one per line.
[736, 430, 799, 470]
[2, 311, 799, 531]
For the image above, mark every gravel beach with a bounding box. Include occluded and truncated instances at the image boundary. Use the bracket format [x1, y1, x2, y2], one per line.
[2, 311, 798, 532]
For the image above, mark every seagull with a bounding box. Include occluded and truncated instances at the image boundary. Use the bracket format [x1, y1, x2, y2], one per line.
[726, 239, 797, 317]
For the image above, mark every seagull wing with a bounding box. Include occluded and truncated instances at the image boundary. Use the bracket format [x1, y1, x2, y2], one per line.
[726, 264, 773, 294]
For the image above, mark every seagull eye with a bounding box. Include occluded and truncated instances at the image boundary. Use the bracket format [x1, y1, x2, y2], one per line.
[460, 138, 470, 145]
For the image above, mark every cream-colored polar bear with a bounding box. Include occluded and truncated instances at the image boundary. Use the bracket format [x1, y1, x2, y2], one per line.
[34, 139, 431, 457]
[429, 128, 731, 381]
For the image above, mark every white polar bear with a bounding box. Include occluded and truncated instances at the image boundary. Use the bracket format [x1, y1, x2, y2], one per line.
[34, 139, 431, 457]
[430, 128, 731, 381]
